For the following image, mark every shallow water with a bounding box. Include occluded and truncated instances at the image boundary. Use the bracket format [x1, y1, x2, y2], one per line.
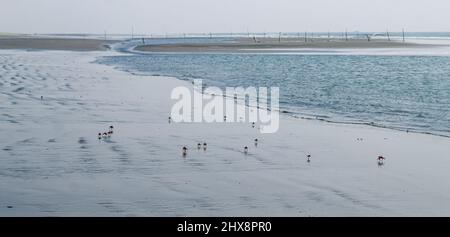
[98, 47, 450, 137]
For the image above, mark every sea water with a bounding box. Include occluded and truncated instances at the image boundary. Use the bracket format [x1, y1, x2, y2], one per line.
[97, 36, 450, 137]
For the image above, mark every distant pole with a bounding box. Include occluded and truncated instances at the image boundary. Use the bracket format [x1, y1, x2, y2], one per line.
[386, 29, 391, 41]
[104, 30, 107, 40]
[304, 31, 307, 43]
[131, 26, 134, 39]
[328, 31, 330, 41]
[278, 32, 281, 43]
[402, 28, 406, 43]
[345, 29, 348, 41]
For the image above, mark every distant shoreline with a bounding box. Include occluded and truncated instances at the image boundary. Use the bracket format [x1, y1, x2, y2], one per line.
[135, 37, 436, 53]
[0, 35, 442, 53]
[0, 36, 116, 51]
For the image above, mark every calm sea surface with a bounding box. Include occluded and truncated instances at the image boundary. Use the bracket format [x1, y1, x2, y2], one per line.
[97, 35, 450, 137]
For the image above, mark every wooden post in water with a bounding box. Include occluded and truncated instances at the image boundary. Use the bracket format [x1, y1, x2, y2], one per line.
[345, 29, 348, 41]
[304, 31, 307, 43]
[402, 28, 406, 43]
[278, 32, 281, 43]
[386, 29, 391, 41]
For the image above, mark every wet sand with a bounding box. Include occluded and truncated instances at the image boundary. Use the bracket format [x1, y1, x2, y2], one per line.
[135, 37, 431, 53]
[0, 36, 115, 51]
[1, 49, 450, 216]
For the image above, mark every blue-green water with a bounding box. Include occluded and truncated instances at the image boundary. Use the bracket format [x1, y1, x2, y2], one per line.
[98, 40, 450, 137]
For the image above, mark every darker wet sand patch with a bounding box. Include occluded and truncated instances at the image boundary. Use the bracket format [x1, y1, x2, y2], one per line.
[0, 37, 117, 51]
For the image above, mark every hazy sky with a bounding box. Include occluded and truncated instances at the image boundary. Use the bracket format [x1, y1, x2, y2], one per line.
[1, 0, 449, 34]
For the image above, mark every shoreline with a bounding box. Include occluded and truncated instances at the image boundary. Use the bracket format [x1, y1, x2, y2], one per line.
[184, 87, 450, 139]
[134, 37, 438, 53]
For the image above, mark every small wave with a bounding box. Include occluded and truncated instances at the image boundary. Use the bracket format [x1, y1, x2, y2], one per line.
[78, 137, 88, 144]
[3, 146, 13, 151]
[16, 138, 36, 145]
[5, 119, 19, 124]
[12, 87, 25, 93]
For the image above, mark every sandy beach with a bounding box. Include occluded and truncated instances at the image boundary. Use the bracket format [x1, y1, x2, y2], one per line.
[1, 37, 450, 216]
[135, 37, 432, 53]
[0, 36, 114, 51]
